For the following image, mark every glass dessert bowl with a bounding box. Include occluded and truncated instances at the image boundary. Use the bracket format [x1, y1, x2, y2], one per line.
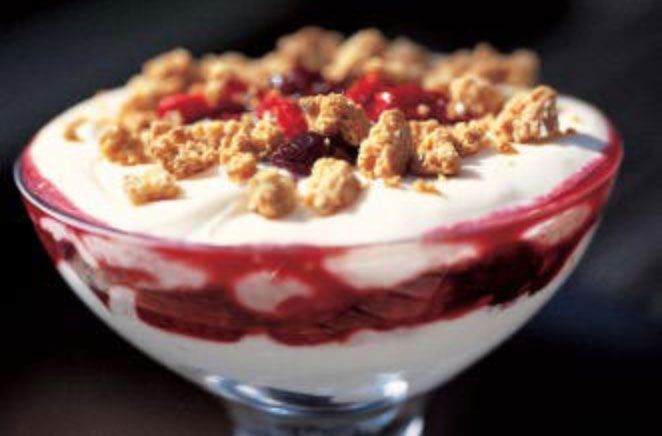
[16, 27, 622, 435]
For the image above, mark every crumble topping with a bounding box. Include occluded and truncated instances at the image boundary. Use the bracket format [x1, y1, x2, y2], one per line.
[277, 27, 342, 73]
[447, 75, 504, 120]
[80, 27, 571, 218]
[123, 166, 181, 205]
[146, 124, 218, 178]
[63, 117, 87, 142]
[409, 125, 461, 176]
[304, 158, 362, 215]
[493, 86, 560, 143]
[424, 43, 539, 89]
[299, 93, 370, 146]
[323, 29, 387, 82]
[248, 170, 297, 218]
[412, 178, 440, 195]
[99, 125, 151, 165]
[226, 152, 258, 183]
[358, 109, 412, 179]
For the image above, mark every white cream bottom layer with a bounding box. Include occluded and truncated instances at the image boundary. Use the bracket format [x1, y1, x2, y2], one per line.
[58, 226, 596, 402]
[29, 89, 610, 245]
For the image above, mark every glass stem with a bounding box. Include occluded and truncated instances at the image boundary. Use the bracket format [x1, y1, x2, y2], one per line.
[226, 396, 426, 436]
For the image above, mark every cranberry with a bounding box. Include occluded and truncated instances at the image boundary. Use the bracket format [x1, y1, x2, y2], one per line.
[345, 73, 449, 123]
[213, 77, 249, 113]
[270, 132, 332, 176]
[157, 93, 212, 123]
[371, 84, 448, 122]
[158, 79, 249, 123]
[270, 66, 339, 97]
[345, 72, 386, 109]
[256, 91, 308, 139]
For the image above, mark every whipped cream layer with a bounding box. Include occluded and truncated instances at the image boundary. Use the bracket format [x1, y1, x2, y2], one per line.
[26, 88, 610, 246]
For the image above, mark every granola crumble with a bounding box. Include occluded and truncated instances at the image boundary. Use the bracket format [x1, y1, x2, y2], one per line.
[63, 117, 87, 142]
[323, 29, 387, 82]
[358, 109, 412, 179]
[226, 152, 258, 183]
[276, 27, 342, 72]
[248, 170, 297, 218]
[424, 43, 539, 89]
[493, 86, 560, 143]
[123, 166, 181, 205]
[412, 178, 440, 195]
[146, 125, 218, 178]
[447, 75, 504, 119]
[304, 158, 362, 215]
[299, 93, 370, 146]
[409, 124, 461, 176]
[99, 126, 151, 165]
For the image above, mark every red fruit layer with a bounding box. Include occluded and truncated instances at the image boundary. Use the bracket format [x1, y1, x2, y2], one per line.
[18, 129, 621, 346]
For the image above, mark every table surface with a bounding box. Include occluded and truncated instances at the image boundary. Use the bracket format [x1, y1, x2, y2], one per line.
[1, 1, 660, 434]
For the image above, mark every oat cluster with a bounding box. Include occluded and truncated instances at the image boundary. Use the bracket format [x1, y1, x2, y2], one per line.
[78, 27, 568, 218]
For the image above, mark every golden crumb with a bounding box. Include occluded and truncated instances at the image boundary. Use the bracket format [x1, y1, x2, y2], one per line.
[323, 29, 387, 82]
[146, 125, 218, 178]
[450, 119, 490, 156]
[384, 175, 402, 188]
[143, 48, 196, 81]
[412, 178, 440, 195]
[123, 166, 181, 205]
[447, 75, 504, 119]
[63, 117, 87, 142]
[358, 109, 412, 179]
[299, 93, 370, 145]
[225, 152, 258, 183]
[248, 170, 297, 218]
[493, 85, 560, 143]
[424, 43, 540, 89]
[409, 125, 461, 176]
[100, 126, 151, 165]
[304, 158, 362, 215]
[361, 37, 429, 83]
[276, 27, 342, 72]
[251, 118, 284, 156]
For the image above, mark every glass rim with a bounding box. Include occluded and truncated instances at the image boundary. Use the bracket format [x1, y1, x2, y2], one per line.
[14, 129, 623, 251]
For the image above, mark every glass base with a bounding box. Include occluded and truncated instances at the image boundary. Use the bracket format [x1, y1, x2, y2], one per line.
[204, 374, 426, 435]
[225, 396, 425, 436]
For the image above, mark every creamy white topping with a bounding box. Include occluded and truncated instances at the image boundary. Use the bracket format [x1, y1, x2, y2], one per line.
[28, 89, 610, 246]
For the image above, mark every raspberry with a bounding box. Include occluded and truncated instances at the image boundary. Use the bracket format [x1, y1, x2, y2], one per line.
[345, 72, 385, 112]
[157, 93, 212, 123]
[270, 132, 332, 176]
[371, 84, 448, 122]
[270, 66, 339, 97]
[256, 91, 308, 139]
[157, 79, 248, 123]
[345, 73, 449, 123]
[213, 77, 249, 113]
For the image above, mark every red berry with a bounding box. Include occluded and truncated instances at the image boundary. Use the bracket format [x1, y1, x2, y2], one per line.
[346, 73, 449, 123]
[371, 84, 447, 122]
[345, 72, 386, 111]
[256, 91, 307, 139]
[157, 93, 212, 123]
[270, 66, 339, 97]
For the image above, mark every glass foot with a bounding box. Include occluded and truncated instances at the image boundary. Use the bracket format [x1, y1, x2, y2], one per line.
[226, 396, 425, 436]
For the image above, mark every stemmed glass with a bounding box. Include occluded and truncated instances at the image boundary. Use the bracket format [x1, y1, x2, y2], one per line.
[15, 129, 621, 435]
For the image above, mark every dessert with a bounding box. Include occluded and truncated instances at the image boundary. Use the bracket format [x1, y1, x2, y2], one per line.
[16, 27, 621, 433]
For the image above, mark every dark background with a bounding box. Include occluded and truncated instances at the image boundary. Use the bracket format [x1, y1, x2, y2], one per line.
[1, 1, 660, 435]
